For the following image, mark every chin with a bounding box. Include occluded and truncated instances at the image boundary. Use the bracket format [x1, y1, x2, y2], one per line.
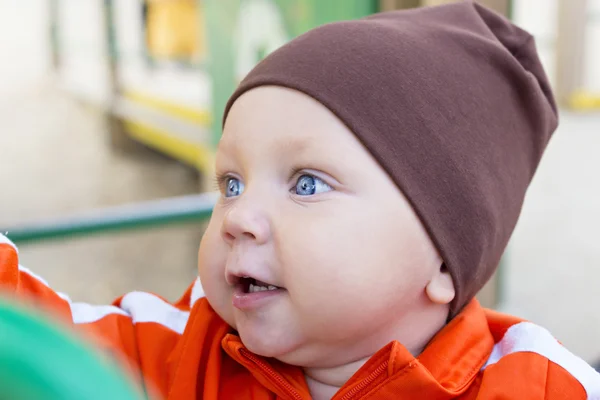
[238, 323, 300, 360]
[241, 332, 324, 368]
[241, 337, 280, 358]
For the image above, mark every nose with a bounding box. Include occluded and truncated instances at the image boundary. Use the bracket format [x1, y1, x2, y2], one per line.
[221, 199, 271, 246]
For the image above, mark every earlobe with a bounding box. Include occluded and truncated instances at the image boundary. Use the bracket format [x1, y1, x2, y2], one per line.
[426, 267, 455, 305]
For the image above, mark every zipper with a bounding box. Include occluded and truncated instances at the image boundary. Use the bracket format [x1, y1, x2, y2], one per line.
[239, 348, 304, 400]
[337, 361, 389, 400]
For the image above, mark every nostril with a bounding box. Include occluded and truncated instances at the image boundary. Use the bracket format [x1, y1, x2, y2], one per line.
[223, 231, 255, 242]
[224, 232, 235, 242]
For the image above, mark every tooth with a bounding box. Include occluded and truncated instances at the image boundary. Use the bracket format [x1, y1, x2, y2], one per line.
[259, 286, 267, 291]
[268, 285, 277, 291]
[249, 283, 257, 293]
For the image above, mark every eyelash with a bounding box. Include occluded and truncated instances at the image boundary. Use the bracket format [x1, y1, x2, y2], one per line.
[287, 167, 306, 182]
[213, 172, 230, 191]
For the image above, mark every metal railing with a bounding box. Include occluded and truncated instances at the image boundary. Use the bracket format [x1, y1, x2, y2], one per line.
[2, 193, 218, 245]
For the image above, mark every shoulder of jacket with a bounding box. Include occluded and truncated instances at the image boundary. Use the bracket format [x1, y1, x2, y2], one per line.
[482, 321, 600, 399]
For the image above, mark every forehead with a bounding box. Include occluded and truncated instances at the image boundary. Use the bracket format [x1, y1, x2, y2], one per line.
[219, 86, 354, 157]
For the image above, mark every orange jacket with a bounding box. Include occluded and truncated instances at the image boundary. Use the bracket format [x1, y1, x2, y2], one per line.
[1, 234, 599, 399]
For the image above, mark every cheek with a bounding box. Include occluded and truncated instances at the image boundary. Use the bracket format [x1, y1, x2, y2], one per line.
[197, 218, 236, 327]
[278, 204, 435, 336]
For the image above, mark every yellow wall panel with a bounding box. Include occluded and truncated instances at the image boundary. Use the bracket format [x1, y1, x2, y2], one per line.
[146, 0, 206, 61]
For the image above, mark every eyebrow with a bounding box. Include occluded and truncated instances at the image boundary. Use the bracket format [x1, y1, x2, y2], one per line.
[276, 136, 314, 156]
[218, 132, 317, 157]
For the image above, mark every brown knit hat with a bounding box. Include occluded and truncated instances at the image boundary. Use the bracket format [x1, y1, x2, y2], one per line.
[223, 2, 558, 317]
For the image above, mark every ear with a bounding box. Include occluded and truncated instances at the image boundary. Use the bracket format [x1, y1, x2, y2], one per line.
[425, 264, 455, 305]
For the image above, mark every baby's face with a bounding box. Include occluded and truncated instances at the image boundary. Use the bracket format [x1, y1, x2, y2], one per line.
[198, 87, 443, 367]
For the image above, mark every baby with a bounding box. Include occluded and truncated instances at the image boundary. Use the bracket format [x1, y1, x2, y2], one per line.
[2, 2, 599, 399]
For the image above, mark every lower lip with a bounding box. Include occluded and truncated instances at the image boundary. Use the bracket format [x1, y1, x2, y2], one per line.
[232, 286, 284, 310]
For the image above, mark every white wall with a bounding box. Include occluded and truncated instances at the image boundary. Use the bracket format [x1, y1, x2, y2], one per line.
[57, 0, 112, 107]
[0, 0, 51, 95]
[584, 0, 600, 92]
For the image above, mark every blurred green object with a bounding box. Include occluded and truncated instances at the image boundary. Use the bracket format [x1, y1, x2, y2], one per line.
[0, 298, 145, 400]
[3, 193, 217, 245]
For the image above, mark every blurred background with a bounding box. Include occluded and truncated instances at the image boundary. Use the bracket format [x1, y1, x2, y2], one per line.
[0, 0, 599, 364]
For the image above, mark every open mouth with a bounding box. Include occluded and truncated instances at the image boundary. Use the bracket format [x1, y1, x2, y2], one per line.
[239, 277, 280, 294]
[231, 275, 284, 309]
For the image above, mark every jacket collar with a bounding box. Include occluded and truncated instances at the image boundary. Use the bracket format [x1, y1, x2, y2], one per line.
[219, 299, 494, 399]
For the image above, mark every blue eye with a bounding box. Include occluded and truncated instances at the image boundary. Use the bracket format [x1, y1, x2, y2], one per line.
[225, 177, 244, 197]
[294, 174, 332, 196]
